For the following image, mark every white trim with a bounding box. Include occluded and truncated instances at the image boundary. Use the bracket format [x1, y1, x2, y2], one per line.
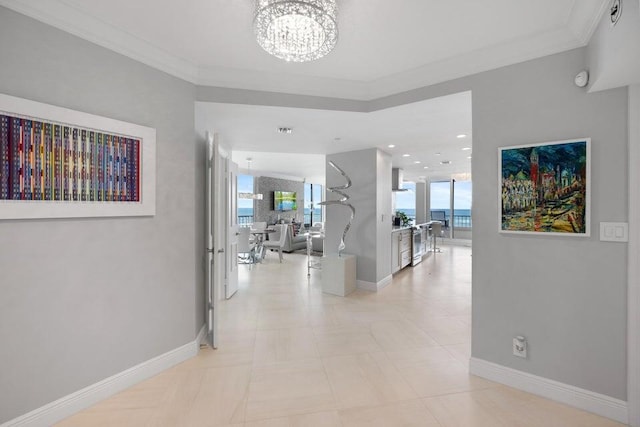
[0, 93, 156, 219]
[628, 84, 640, 427]
[1, 336, 201, 427]
[357, 275, 392, 292]
[0, 0, 198, 84]
[196, 323, 207, 347]
[0, 0, 608, 101]
[469, 357, 629, 424]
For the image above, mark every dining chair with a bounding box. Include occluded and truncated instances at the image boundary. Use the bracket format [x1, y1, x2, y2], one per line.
[237, 227, 256, 264]
[250, 221, 267, 244]
[263, 224, 287, 263]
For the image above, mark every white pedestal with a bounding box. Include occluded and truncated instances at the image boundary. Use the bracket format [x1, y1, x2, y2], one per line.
[322, 254, 357, 297]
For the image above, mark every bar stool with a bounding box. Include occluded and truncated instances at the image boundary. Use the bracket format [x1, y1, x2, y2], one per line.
[431, 221, 444, 253]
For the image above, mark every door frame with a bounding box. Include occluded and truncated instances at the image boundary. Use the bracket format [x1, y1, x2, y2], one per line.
[628, 84, 639, 427]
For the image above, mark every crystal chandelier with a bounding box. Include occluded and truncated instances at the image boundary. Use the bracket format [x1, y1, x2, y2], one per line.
[253, 0, 338, 62]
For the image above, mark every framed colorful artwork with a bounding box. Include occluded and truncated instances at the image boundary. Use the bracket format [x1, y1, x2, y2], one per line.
[499, 138, 590, 236]
[0, 93, 155, 219]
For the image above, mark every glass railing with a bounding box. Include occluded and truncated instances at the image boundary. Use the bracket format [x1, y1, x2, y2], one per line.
[238, 215, 253, 226]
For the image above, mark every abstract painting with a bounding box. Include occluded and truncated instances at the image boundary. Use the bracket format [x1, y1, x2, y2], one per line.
[499, 139, 590, 236]
[0, 93, 155, 219]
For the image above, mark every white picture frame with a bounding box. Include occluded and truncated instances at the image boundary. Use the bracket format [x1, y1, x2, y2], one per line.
[0, 93, 155, 219]
[498, 138, 591, 237]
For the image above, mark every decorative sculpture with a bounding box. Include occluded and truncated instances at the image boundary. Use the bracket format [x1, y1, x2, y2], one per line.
[320, 161, 355, 257]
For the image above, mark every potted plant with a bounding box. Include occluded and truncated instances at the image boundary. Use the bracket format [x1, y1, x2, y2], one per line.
[395, 211, 411, 227]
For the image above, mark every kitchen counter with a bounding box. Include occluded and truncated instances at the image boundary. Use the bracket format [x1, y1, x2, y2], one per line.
[392, 222, 435, 233]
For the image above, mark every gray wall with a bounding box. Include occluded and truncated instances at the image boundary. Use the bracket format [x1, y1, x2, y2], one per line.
[370, 47, 629, 400]
[376, 150, 393, 282]
[326, 148, 390, 284]
[0, 7, 201, 423]
[254, 176, 304, 224]
[587, 0, 640, 92]
[415, 182, 428, 224]
[471, 49, 627, 400]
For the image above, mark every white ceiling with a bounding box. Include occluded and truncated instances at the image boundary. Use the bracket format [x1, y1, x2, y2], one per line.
[2, 0, 607, 99]
[2, 1, 607, 182]
[196, 92, 472, 182]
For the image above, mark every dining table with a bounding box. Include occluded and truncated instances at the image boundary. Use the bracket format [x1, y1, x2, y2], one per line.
[249, 227, 275, 263]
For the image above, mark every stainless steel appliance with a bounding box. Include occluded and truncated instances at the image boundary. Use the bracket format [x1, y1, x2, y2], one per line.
[411, 226, 423, 266]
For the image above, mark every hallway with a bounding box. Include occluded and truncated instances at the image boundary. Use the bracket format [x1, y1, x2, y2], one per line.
[58, 247, 623, 426]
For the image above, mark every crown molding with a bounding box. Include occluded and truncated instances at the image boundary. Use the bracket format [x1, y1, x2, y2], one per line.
[0, 0, 199, 83]
[566, 0, 610, 44]
[0, 0, 607, 101]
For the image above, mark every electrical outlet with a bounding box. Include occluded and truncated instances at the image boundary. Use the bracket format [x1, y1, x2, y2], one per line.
[513, 336, 527, 358]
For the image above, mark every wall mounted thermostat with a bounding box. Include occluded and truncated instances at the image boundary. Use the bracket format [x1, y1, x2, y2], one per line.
[610, 0, 622, 26]
[574, 70, 589, 88]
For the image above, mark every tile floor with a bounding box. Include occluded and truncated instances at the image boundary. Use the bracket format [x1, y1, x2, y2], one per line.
[57, 246, 625, 426]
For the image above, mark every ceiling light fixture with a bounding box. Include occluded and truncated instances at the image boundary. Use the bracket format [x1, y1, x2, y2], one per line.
[402, 154, 411, 157]
[414, 161, 421, 164]
[440, 160, 452, 165]
[423, 166, 429, 169]
[388, 144, 395, 148]
[462, 147, 471, 151]
[254, 0, 338, 62]
[457, 134, 467, 139]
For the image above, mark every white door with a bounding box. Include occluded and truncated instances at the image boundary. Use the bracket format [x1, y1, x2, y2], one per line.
[226, 159, 239, 299]
[205, 132, 219, 348]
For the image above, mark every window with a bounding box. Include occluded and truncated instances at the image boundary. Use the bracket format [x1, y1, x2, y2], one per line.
[395, 181, 416, 223]
[304, 183, 323, 226]
[430, 181, 451, 227]
[453, 180, 472, 228]
[237, 174, 254, 226]
[430, 180, 472, 229]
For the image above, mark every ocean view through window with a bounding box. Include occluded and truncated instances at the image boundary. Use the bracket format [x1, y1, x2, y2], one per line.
[238, 174, 254, 226]
[430, 180, 472, 228]
[395, 181, 416, 223]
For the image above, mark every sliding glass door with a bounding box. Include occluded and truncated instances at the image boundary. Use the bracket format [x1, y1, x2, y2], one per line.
[430, 179, 472, 237]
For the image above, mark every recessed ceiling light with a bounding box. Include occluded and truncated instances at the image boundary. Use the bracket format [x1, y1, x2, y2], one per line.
[278, 127, 293, 134]
[462, 147, 471, 151]
[440, 160, 452, 165]
[457, 134, 467, 139]
[467, 156, 472, 159]
[402, 154, 410, 157]
[388, 144, 395, 148]
[423, 166, 429, 169]
[414, 161, 421, 164]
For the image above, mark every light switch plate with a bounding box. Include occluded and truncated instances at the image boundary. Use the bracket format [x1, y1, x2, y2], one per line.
[600, 222, 629, 242]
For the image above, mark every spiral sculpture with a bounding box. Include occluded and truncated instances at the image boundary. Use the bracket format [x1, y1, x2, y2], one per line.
[319, 161, 355, 257]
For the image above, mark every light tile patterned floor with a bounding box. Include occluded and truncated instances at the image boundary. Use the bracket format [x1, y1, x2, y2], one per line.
[57, 246, 625, 426]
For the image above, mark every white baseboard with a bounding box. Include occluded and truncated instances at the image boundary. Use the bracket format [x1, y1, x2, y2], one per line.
[196, 323, 207, 346]
[2, 334, 202, 427]
[357, 275, 392, 292]
[469, 357, 629, 424]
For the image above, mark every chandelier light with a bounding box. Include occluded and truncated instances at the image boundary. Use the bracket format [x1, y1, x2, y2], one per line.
[253, 0, 338, 62]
